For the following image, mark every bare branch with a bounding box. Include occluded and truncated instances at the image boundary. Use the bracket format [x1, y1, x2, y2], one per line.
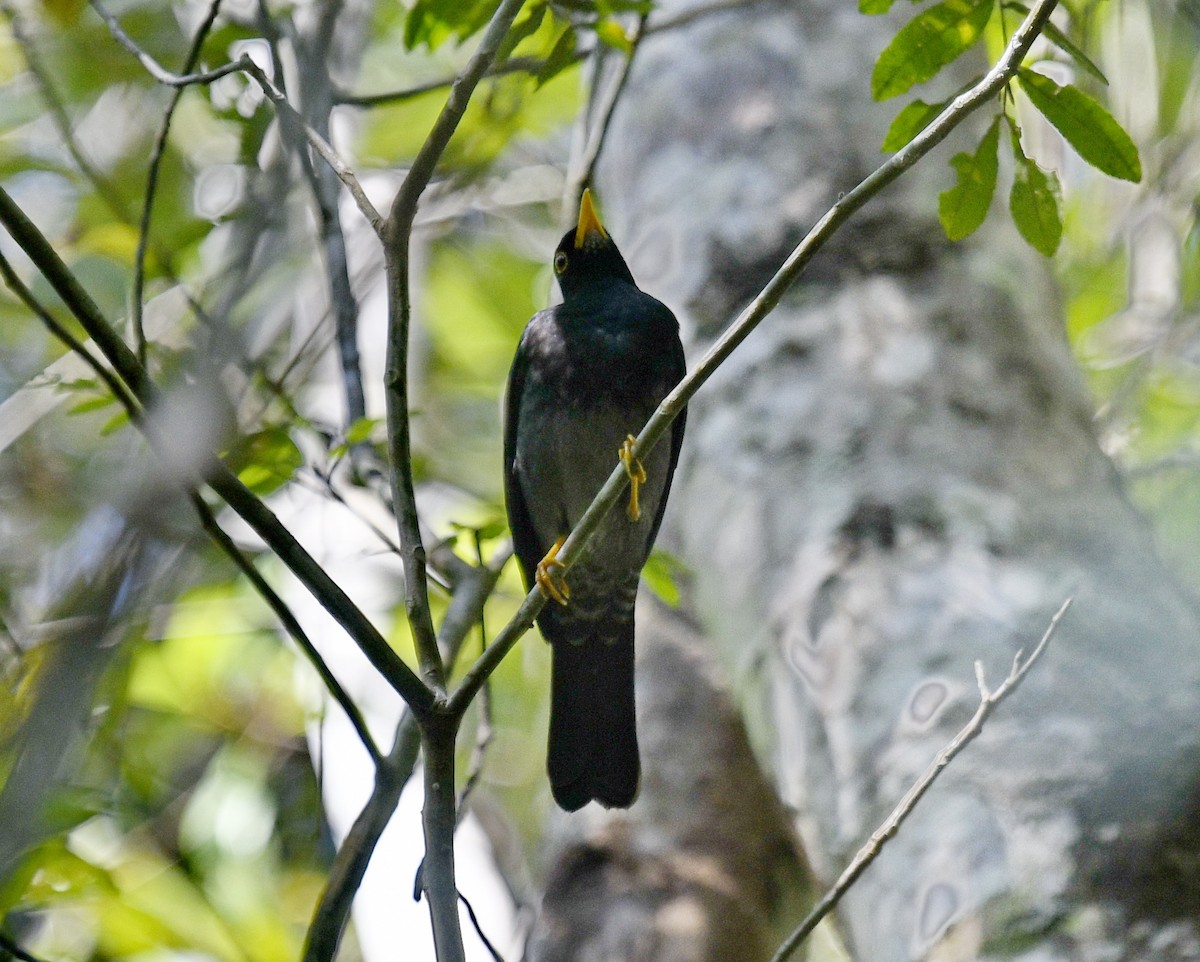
[564, 12, 649, 209]
[381, 0, 527, 690]
[89, 0, 247, 86]
[448, 0, 1064, 714]
[1, 232, 383, 765]
[0, 184, 433, 717]
[769, 597, 1073, 962]
[132, 0, 225, 364]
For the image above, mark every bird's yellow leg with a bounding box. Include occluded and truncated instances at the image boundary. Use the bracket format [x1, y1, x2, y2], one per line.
[619, 434, 648, 522]
[535, 535, 570, 606]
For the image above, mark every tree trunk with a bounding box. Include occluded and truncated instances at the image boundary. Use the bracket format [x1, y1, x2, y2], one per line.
[533, 1, 1200, 959]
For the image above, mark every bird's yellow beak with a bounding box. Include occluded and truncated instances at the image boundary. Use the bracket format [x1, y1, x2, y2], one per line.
[574, 188, 608, 250]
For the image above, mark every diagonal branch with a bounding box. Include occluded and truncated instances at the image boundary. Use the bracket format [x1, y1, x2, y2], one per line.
[769, 597, 1073, 962]
[0, 185, 433, 717]
[0, 237, 383, 764]
[448, 0, 1063, 716]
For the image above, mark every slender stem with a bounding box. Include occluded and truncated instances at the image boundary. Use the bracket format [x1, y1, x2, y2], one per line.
[302, 713, 422, 962]
[381, 0, 527, 693]
[769, 598, 1073, 962]
[420, 713, 465, 962]
[449, 0, 1062, 713]
[301, 550, 505, 962]
[565, 12, 649, 205]
[132, 0, 225, 364]
[89, 0, 247, 86]
[190, 493, 382, 764]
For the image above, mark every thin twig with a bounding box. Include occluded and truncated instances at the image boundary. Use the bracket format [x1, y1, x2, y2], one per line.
[190, 493, 383, 764]
[447, 0, 1063, 718]
[132, 0, 225, 364]
[769, 597, 1073, 962]
[381, 0, 527, 693]
[89, 0, 247, 86]
[460, 890, 506, 962]
[565, 12, 649, 208]
[333, 0, 759, 109]
[300, 549, 507, 962]
[301, 712, 423, 962]
[88, 0, 385, 237]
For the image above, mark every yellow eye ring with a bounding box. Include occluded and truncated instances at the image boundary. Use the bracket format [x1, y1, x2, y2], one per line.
[553, 251, 569, 274]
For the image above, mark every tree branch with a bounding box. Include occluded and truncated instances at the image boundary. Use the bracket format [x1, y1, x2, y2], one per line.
[448, 0, 1063, 713]
[1, 228, 383, 765]
[0, 185, 433, 717]
[131, 0, 225, 364]
[380, 0, 527, 691]
[769, 597, 1074, 962]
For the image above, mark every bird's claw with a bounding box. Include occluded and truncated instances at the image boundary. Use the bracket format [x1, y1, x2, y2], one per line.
[536, 535, 570, 606]
[619, 435, 647, 522]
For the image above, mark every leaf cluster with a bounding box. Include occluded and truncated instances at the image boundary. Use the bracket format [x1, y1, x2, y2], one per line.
[870, 0, 1142, 255]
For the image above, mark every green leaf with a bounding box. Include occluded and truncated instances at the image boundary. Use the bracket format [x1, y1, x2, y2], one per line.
[860, 0, 897, 13]
[67, 395, 118, 415]
[872, 0, 994, 101]
[345, 417, 381, 446]
[1017, 68, 1142, 182]
[496, 2, 547, 62]
[641, 550, 689, 608]
[404, 0, 499, 50]
[882, 97, 949, 151]
[938, 117, 1000, 240]
[1003, 2, 1108, 85]
[535, 25, 578, 87]
[1008, 127, 1062, 256]
[594, 18, 632, 53]
[233, 427, 304, 496]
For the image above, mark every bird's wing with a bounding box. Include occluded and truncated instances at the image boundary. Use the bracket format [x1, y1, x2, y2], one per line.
[503, 328, 545, 593]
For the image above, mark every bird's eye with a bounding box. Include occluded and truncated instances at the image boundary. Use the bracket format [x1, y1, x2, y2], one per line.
[553, 251, 569, 274]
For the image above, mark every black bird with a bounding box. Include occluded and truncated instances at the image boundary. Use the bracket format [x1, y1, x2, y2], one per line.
[503, 190, 686, 811]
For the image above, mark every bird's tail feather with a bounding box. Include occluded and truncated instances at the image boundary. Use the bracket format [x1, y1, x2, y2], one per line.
[547, 619, 639, 811]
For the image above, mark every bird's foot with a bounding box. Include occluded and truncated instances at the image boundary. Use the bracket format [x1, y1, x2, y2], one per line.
[619, 435, 647, 522]
[535, 535, 570, 606]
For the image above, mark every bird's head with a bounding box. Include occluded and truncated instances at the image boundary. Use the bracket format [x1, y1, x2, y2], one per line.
[552, 188, 636, 299]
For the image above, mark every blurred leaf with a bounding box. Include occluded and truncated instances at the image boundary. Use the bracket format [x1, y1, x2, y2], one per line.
[67, 395, 118, 416]
[1016, 68, 1142, 181]
[405, 0, 500, 50]
[76, 223, 141, 265]
[1008, 125, 1062, 256]
[99, 409, 131, 436]
[861, 0, 898, 14]
[1003, 2, 1108, 84]
[938, 116, 999, 240]
[641, 550, 689, 608]
[594, 18, 633, 53]
[496, 2, 548, 62]
[872, 0, 994, 101]
[232, 428, 304, 495]
[536, 25, 578, 87]
[882, 96, 949, 151]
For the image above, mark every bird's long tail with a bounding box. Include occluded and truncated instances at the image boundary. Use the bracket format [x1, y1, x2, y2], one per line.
[547, 619, 639, 811]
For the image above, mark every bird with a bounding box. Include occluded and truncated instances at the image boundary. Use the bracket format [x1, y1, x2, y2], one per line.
[503, 189, 686, 811]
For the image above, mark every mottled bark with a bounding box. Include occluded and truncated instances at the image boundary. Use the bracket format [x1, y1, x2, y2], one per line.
[535, 1, 1200, 960]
